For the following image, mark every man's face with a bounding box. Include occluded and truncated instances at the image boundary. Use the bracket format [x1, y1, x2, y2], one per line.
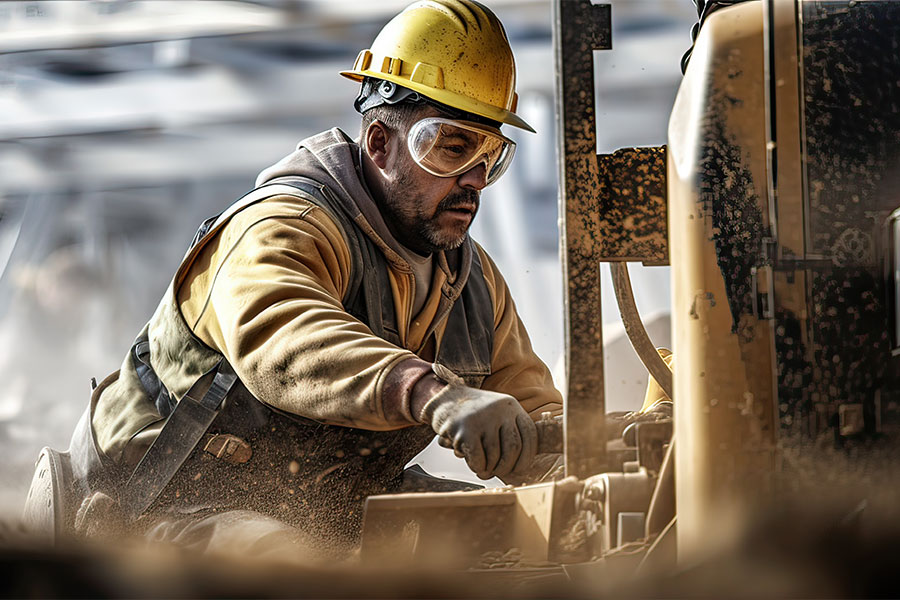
[377, 110, 488, 255]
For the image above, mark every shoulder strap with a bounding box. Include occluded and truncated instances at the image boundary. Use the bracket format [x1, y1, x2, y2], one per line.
[119, 360, 237, 518]
[131, 178, 336, 418]
[122, 178, 334, 517]
[174, 179, 331, 292]
[132, 338, 175, 417]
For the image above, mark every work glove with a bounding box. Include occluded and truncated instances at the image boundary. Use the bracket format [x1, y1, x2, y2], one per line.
[418, 368, 537, 482]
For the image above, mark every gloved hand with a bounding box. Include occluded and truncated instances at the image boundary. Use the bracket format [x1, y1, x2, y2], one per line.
[419, 383, 538, 482]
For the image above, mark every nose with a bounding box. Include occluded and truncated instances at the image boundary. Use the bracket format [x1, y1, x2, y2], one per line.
[457, 163, 488, 191]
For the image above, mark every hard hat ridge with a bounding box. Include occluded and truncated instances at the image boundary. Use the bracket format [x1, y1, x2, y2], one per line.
[421, 0, 496, 34]
[340, 0, 535, 133]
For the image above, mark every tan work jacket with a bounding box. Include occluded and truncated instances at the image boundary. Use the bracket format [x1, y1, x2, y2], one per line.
[92, 129, 562, 469]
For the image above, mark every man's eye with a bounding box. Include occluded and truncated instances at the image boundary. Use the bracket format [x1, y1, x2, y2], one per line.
[439, 144, 465, 157]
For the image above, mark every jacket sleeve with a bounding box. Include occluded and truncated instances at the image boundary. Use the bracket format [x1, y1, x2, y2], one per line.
[177, 195, 430, 430]
[474, 245, 564, 419]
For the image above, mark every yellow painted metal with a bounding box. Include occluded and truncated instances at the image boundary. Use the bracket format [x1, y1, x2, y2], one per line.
[340, 0, 533, 132]
[668, 1, 778, 561]
[360, 479, 583, 568]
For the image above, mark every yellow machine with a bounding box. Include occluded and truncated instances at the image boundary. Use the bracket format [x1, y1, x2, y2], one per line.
[15, 1, 900, 593]
[359, 0, 900, 580]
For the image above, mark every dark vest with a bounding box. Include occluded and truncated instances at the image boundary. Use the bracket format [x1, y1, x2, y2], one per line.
[131, 177, 495, 551]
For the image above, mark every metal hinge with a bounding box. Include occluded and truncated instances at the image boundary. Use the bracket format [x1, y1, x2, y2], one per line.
[751, 264, 774, 320]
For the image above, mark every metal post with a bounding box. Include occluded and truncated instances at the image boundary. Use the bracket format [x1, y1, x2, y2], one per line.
[553, 0, 612, 478]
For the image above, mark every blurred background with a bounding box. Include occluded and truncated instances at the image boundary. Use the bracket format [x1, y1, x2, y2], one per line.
[0, 0, 696, 509]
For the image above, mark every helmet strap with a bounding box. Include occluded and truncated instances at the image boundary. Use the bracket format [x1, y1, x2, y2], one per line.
[354, 77, 503, 130]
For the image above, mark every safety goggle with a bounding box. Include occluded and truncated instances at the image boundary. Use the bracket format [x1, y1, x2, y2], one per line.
[407, 117, 516, 186]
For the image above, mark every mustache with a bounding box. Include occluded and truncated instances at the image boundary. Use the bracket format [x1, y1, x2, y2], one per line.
[437, 190, 480, 212]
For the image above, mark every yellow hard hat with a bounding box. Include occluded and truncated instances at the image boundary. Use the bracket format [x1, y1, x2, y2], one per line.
[340, 0, 534, 133]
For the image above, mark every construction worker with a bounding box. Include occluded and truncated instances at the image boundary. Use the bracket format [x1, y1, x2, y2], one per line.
[70, 0, 562, 558]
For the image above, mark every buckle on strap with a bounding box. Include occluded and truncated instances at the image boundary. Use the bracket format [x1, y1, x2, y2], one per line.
[202, 434, 252, 465]
[131, 339, 176, 417]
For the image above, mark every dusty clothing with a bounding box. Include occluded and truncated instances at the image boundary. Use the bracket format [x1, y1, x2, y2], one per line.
[89, 128, 562, 550]
[144, 510, 317, 562]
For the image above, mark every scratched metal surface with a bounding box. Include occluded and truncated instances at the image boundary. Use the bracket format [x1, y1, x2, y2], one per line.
[789, 1, 900, 434]
[696, 74, 766, 340]
[596, 147, 668, 265]
[555, 0, 612, 479]
[556, 2, 671, 478]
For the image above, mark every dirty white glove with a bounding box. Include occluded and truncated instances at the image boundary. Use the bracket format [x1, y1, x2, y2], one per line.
[418, 366, 537, 481]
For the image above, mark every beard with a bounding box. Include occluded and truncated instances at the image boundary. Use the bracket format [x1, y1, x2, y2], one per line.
[380, 169, 480, 254]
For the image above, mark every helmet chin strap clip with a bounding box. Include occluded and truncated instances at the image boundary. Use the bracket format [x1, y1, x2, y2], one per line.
[354, 79, 421, 114]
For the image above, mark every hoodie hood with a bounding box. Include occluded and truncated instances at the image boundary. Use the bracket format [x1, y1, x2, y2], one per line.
[256, 128, 471, 283]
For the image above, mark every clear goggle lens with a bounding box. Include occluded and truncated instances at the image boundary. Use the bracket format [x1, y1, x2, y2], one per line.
[407, 117, 516, 186]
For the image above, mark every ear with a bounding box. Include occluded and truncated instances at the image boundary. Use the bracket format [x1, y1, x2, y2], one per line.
[364, 120, 392, 170]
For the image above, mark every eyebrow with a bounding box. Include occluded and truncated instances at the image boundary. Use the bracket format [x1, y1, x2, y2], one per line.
[441, 131, 477, 146]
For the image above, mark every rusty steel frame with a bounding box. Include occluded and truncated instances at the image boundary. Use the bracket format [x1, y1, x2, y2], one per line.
[597, 147, 669, 264]
[555, 1, 669, 478]
[554, 0, 612, 479]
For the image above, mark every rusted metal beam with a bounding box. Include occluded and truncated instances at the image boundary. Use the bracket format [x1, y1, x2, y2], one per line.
[554, 0, 612, 478]
[597, 147, 668, 264]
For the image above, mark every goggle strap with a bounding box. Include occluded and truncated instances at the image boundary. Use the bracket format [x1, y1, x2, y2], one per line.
[355, 79, 503, 129]
[355, 79, 421, 114]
